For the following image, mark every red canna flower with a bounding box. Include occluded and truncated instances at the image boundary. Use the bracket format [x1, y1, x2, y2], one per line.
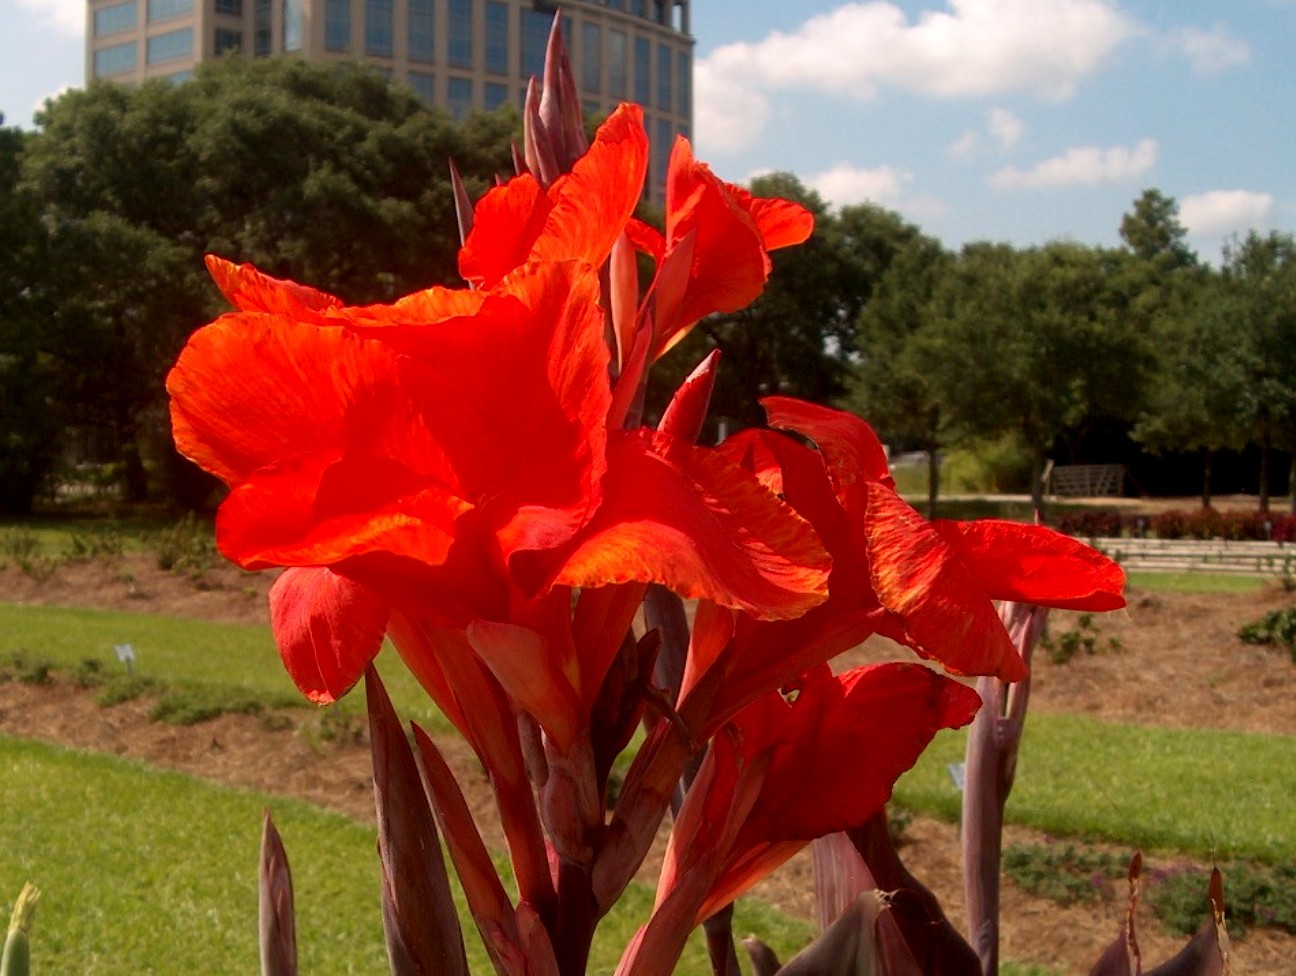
[681, 397, 1125, 730]
[618, 662, 981, 976]
[643, 138, 815, 361]
[168, 257, 830, 719]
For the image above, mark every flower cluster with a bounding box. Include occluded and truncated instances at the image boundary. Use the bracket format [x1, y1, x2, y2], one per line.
[167, 27, 1123, 976]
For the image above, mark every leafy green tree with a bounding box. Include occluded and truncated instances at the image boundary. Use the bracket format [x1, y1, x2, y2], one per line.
[1222, 230, 1296, 512]
[0, 115, 63, 513]
[851, 232, 952, 516]
[1132, 269, 1251, 507]
[18, 59, 519, 504]
[651, 183, 923, 434]
[926, 241, 1153, 513]
[1119, 188, 1198, 272]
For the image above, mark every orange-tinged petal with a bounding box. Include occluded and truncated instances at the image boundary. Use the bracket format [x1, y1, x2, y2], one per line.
[217, 453, 471, 572]
[204, 255, 343, 317]
[762, 397, 894, 496]
[392, 261, 611, 558]
[458, 104, 648, 288]
[458, 173, 549, 288]
[865, 484, 1027, 681]
[168, 313, 435, 487]
[268, 567, 389, 704]
[654, 139, 767, 356]
[468, 620, 582, 753]
[537, 430, 830, 620]
[530, 102, 648, 270]
[933, 519, 1127, 611]
[695, 663, 980, 920]
[739, 191, 815, 251]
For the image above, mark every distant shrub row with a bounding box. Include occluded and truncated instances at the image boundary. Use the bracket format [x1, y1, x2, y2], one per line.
[1052, 508, 1296, 542]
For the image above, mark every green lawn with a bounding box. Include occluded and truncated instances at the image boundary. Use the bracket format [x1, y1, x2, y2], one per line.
[0, 602, 453, 733]
[0, 734, 812, 975]
[1125, 571, 1273, 594]
[895, 715, 1296, 863]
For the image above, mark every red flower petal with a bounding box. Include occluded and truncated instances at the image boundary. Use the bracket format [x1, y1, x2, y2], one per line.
[933, 519, 1127, 611]
[217, 453, 471, 572]
[865, 485, 1027, 681]
[268, 567, 389, 703]
[392, 261, 611, 560]
[535, 430, 830, 620]
[467, 619, 582, 753]
[762, 397, 894, 495]
[696, 663, 980, 920]
[204, 255, 343, 317]
[458, 104, 647, 289]
[168, 313, 423, 486]
[457, 174, 549, 288]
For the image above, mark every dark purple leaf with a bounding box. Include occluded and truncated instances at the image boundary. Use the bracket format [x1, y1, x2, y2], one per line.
[367, 667, 469, 976]
[258, 810, 297, 976]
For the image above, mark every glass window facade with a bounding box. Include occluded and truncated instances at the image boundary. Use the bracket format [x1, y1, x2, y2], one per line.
[147, 27, 193, 63]
[675, 48, 689, 115]
[407, 70, 435, 102]
[581, 22, 601, 93]
[447, 76, 473, 119]
[653, 117, 672, 190]
[95, 2, 137, 37]
[214, 0, 242, 14]
[484, 81, 509, 110]
[254, 0, 271, 55]
[94, 40, 137, 76]
[630, 0, 645, 16]
[215, 27, 242, 54]
[283, 0, 302, 51]
[608, 30, 626, 98]
[325, 0, 350, 51]
[147, 0, 193, 22]
[520, 8, 548, 80]
[485, 1, 508, 74]
[656, 42, 671, 109]
[448, 0, 472, 68]
[365, 0, 394, 57]
[408, 0, 434, 63]
[633, 36, 649, 105]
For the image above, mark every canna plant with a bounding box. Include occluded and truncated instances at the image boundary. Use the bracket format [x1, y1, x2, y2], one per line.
[166, 16, 1224, 976]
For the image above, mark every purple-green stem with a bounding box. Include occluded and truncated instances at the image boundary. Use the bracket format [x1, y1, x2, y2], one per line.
[961, 602, 1047, 976]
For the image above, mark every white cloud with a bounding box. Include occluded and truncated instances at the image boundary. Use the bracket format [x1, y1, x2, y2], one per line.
[947, 107, 1024, 159]
[1168, 25, 1251, 74]
[988, 108, 1024, 150]
[1180, 190, 1274, 236]
[947, 130, 982, 159]
[989, 138, 1157, 189]
[800, 162, 949, 221]
[806, 162, 914, 208]
[14, 0, 84, 37]
[692, 60, 774, 155]
[696, 0, 1136, 153]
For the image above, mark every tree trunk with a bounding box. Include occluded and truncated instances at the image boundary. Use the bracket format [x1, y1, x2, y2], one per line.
[1290, 449, 1296, 516]
[1029, 443, 1047, 521]
[1260, 427, 1271, 513]
[1201, 449, 1213, 510]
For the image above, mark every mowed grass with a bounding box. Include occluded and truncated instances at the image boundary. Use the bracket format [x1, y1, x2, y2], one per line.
[895, 715, 1296, 864]
[0, 602, 454, 734]
[1125, 571, 1274, 594]
[0, 734, 813, 975]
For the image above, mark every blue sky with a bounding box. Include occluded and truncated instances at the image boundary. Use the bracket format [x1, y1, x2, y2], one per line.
[3, 0, 1293, 261]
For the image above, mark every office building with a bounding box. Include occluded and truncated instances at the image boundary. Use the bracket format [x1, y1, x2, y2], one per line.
[86, 0, 694, 201]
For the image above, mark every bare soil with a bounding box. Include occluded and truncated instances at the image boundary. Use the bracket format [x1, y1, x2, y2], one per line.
[2, 549, 1294, 974]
